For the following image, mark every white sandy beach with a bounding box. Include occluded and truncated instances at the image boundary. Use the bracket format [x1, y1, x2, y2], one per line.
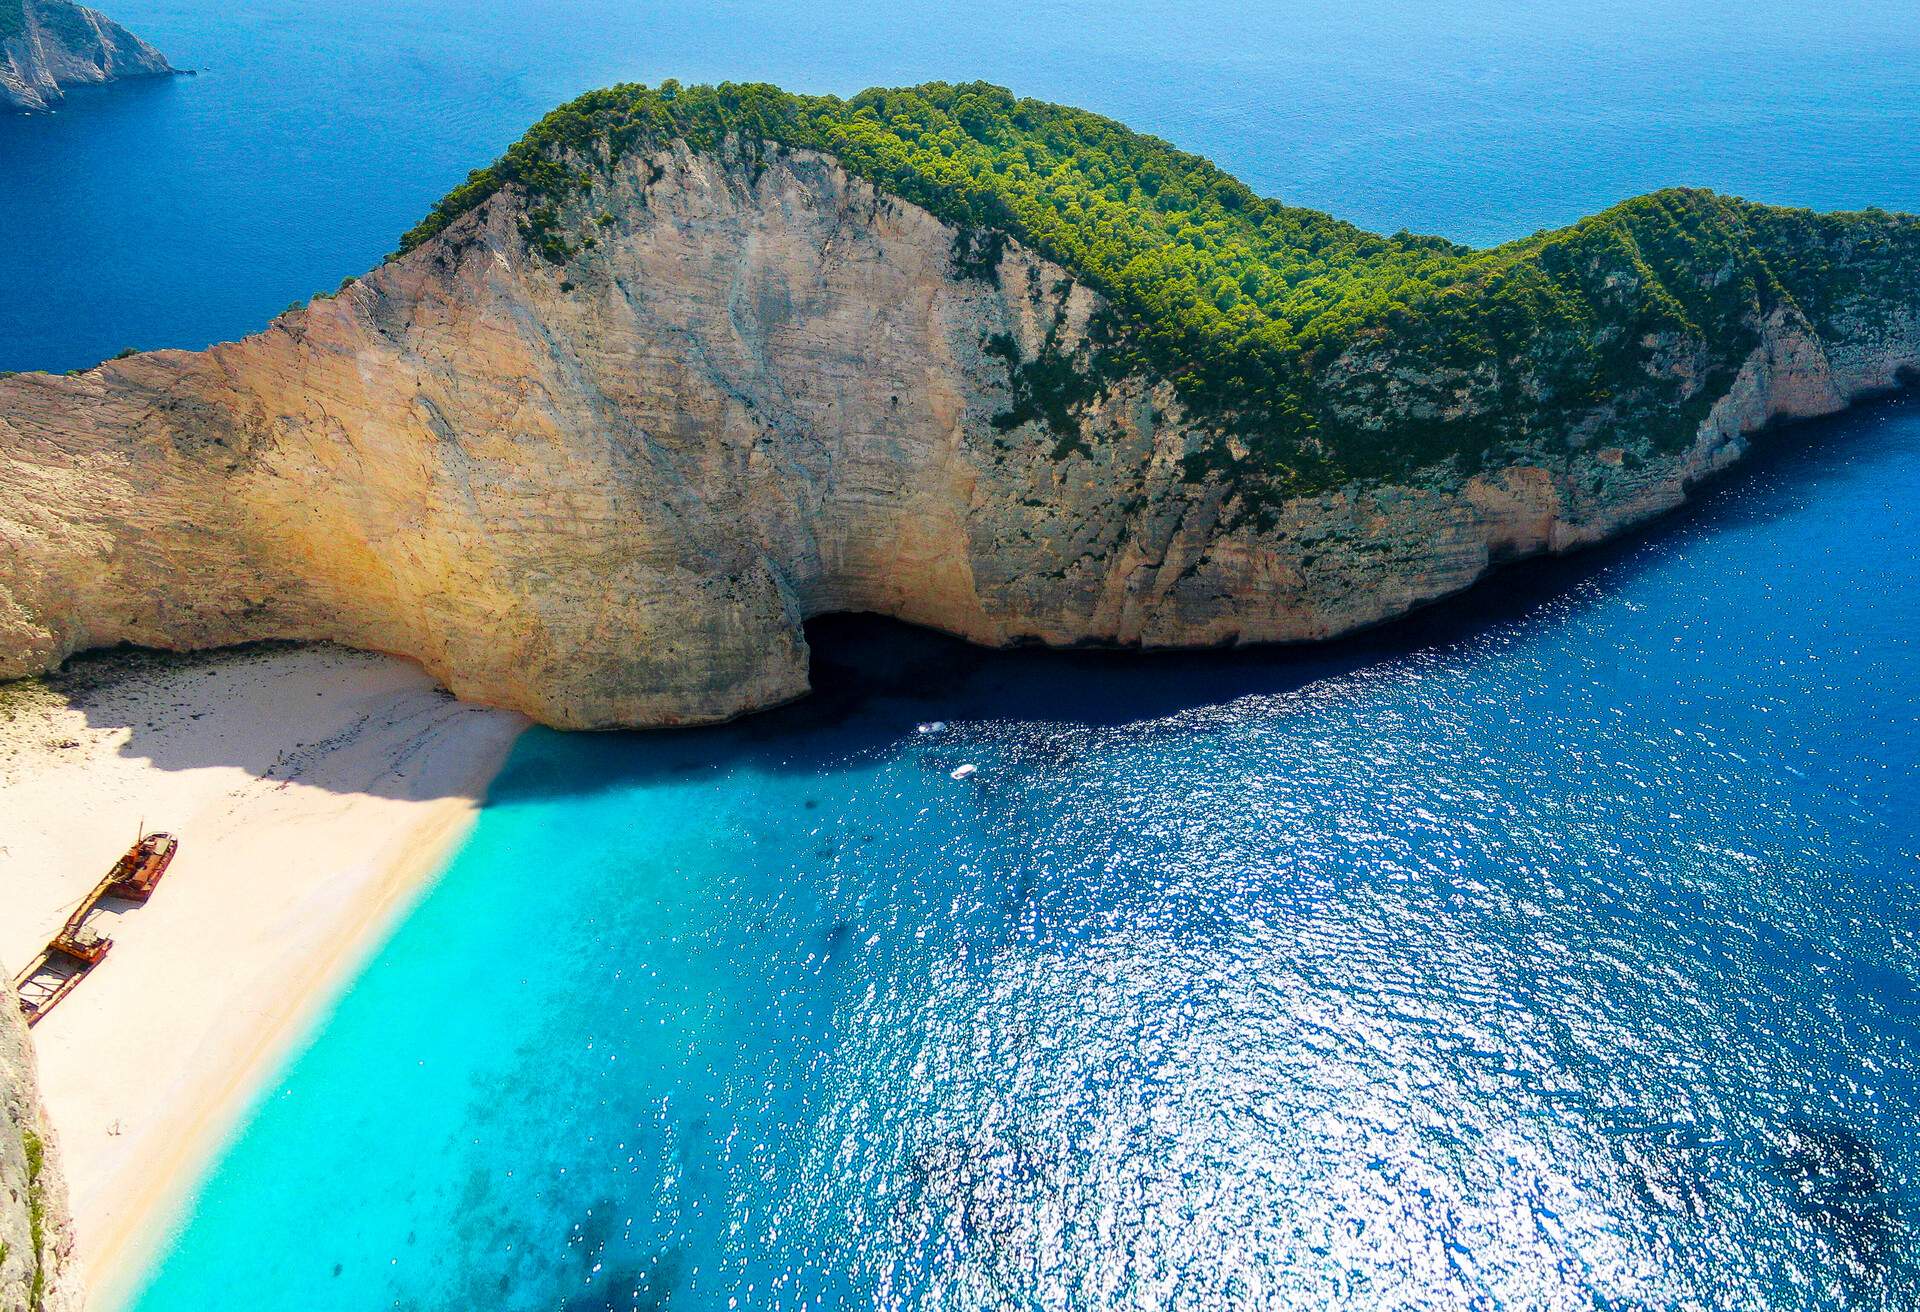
[0, 643, 526, 1308]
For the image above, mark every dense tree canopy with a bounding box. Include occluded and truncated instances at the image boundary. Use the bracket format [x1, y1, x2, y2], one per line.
[0, 1, 100, 46]
[402, 81, 1920, 491]
[32, 0, 99, 48]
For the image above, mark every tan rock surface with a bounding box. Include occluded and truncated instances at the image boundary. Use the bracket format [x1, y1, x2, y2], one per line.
[0, 0, 172, 113]
[1, 145, 1916, 729]
[1, 973, 80, 1312]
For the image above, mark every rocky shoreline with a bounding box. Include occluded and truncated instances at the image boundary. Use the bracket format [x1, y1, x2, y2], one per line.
[0, 0, 173, 114]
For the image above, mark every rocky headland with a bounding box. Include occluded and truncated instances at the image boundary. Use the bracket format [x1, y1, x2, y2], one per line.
[0, 0, 171, 113]
[1, 82, 1916, 729]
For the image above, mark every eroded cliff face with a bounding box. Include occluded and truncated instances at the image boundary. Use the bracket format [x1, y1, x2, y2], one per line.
[1, 973, 77, 1312]
[1, 145, 1916, 728]
[0, 0, 171, 113]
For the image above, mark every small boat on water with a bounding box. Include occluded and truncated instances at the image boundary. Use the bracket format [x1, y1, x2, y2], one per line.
[11, 832, 178, 1026]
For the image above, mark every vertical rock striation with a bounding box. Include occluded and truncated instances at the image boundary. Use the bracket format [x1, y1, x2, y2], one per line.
[0, 0, 172, 113]
[0, 972, 78, 1312]
[0, 112, 1916, 728]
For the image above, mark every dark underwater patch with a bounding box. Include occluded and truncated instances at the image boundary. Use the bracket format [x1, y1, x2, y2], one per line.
[1765, 1120, 1899, 1292]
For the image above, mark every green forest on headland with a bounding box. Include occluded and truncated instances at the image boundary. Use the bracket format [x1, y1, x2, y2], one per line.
[0, 1, 102, 46]
[401, 81, 1920, 492]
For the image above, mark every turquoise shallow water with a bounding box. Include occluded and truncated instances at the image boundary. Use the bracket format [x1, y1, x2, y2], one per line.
[2, 0, 1918, 1307]
[125, 403, 1920, 1309]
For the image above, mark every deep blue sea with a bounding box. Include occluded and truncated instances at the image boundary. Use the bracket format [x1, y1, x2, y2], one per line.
[4, 1, 1919, 1308]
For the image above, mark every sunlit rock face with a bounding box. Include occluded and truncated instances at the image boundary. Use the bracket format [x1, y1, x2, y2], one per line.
[0, 970, 79, 1312]
[0, 0, 173, 113]
[1, 143, 1916, 728]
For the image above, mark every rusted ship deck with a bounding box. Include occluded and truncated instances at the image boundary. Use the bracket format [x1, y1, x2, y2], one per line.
[12, 833, 177, 1026]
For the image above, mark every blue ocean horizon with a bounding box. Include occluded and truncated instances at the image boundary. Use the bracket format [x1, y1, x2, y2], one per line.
[7, 0, 1920, 375]
[4, 1, 1918, 1308]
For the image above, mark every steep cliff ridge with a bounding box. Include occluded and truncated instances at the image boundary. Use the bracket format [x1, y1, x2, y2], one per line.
[1, 972, 78, 1312]
[1, 83, 1917, 727]
[0, 0, 171, 113]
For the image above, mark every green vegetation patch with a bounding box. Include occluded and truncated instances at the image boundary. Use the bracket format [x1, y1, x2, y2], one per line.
[399, 80, 1920, 492]
[21, 1125, 46, 1311]
[0, 0, 28, 42]
[31, 0, 98, 50]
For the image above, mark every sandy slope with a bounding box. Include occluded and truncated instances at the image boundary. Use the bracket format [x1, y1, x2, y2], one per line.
[0, 642, 526, 1306]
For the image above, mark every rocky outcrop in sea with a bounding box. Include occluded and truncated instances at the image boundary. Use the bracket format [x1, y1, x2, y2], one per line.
[0, 0, 172, 113]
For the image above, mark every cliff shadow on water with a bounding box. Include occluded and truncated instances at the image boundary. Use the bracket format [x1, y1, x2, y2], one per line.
[482, 388, 1916, 804]
[13, 387, 1906, 805]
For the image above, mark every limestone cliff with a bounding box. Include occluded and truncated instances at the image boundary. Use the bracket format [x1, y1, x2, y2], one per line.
[0, 973, 77, 1312]
[0, 0, 171, 113]
[0, 108, 1916, 728]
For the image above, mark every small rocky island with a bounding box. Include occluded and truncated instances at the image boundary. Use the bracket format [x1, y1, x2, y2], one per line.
[0, 0, 172, 113]
[1, 81, 1917, 728]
